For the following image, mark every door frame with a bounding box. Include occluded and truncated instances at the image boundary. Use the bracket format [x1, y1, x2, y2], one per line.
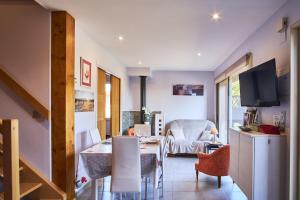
[96, 67, 122, 138]
[290, 20, 300, 200]
[215, 78, 230, 143]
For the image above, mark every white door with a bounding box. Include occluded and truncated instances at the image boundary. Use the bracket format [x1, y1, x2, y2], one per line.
[218, 79, 228, 144]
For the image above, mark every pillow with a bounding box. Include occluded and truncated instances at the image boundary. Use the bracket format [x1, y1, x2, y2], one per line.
[171, 129, 185, 140]
[199, 130, 214, 141]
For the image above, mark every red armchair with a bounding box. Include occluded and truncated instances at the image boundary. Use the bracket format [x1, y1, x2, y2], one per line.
[195, 145, 230, 188]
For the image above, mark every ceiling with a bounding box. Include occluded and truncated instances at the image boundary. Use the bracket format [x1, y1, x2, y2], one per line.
[36, 0, 287, 71]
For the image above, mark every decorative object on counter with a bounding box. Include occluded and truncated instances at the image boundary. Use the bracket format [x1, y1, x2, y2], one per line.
[127, 126, 135, 136]
[211, 127, 218, 143]
[173, 84, 204, 96]
[243, 108, 257, 126]
[80, 57, 92, 87]
[142, 107, 151, 125]
[258, 124, 280, 135]
[273, 111, 286, 132]
[239, 126, 252, 132]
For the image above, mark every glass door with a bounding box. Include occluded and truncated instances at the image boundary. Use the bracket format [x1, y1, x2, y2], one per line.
[217, 79, 229, 144]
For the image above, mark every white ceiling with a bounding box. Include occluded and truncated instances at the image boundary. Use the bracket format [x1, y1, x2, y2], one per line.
[37, 0, 287, 71]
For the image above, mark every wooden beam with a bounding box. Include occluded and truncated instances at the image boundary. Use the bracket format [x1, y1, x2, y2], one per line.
[0, 68, 49, 120]
[110, 75, 120, 136]
[97, 69, 106, 140]
[51, 11, 75, 200]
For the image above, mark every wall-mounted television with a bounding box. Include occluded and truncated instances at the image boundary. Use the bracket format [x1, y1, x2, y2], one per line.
[239, 58, 280, 107]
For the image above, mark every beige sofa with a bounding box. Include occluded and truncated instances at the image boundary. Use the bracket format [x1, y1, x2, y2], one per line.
[165, 119, 217, 154]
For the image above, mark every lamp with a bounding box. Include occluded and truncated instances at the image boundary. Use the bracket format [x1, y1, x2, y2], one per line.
[211, 127, 218, 143]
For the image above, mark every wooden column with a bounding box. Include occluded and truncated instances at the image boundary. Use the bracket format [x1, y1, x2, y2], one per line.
[1, 119, 20, 200]
[51, 11, 75, 200]
[97, 68, 106, 140]
[111, 75, 120, 136]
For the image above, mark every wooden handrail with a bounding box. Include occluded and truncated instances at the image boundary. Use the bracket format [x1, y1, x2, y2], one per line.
[0, 68, 49, 120]
[0, 119, 21, 199]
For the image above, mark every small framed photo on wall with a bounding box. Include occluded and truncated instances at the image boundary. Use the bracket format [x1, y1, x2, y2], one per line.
[80, 57, 92, 87]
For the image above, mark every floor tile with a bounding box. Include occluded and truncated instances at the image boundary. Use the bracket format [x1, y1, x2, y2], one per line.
[76, 156, 247, 200]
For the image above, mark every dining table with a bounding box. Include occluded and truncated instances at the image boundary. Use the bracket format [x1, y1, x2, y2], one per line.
[79, 136, 164, 199]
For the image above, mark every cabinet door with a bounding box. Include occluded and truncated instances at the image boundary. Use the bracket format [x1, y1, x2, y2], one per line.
[229, 129, 239, 182]
[239, 134, 253, 200]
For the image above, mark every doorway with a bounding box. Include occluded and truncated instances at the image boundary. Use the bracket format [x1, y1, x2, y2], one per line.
[97, 68, 120, 140]
[105, 73, 111, 139]
[217, 79, 229, 144]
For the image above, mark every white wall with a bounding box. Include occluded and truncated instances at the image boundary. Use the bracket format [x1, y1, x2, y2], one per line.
[214, 0, 300, 129]
[74, 25, 131, 185]
[0, 1, 51, 178]
[129, 71, 215, 124]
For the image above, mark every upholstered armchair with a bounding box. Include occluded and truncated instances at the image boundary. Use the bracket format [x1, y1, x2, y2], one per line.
[195, 145, 230, 188]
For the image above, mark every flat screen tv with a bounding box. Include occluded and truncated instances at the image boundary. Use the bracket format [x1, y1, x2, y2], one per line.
[239, 58, 280, 107]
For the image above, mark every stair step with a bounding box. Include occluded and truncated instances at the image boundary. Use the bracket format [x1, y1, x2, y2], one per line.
[20, 182, 43, 198]
[0, 182, 43, 199]
[0, 166, 24, 178]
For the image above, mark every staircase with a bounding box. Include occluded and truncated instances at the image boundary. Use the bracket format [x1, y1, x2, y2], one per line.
[0, 119, 66, 200]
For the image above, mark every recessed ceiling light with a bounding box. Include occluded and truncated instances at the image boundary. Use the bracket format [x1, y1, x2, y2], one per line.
[197, 52, 202, 57]
[118, 35, 124, 41]
[138, 61, 142, 65]
[211, 12, 221, 21]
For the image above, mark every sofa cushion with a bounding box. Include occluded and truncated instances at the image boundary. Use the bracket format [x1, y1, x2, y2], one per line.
[169, 120, 213, 141]
[172, 129, 185, 140]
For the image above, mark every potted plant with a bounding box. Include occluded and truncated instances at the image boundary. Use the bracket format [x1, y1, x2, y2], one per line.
[142, 107, 151, 125]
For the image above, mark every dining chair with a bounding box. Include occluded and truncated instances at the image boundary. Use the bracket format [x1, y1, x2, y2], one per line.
[89, 128, 101, 145]
[111, 136, 141, 199]
[134, 124, 151, 137]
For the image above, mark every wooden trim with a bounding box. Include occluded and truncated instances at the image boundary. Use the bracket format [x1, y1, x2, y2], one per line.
[97, 68, 106, 140]
[51, 11, 75, 200]
[0, 68, 49, 120]
[298, 28, 300, 200]
[0, 119, 20, 200]
[289, 26, 300, 200]
[215, 53, 252, 83]
[110, 75, 120, 136]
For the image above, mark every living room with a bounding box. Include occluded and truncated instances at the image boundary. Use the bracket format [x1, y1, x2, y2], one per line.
[0, 0, 300, 200]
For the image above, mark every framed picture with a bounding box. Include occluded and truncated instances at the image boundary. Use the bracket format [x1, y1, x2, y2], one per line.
[173, 84, 204, 96]
[80, 57, 92, 87]
[75, 98, 94, 112]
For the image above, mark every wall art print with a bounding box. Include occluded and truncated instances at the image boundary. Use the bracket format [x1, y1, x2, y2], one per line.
[173, 84, 204, 96]
[80, 57, 92, 87]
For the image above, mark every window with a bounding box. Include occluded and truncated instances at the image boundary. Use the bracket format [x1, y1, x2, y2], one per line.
[105, 83, 111, 118]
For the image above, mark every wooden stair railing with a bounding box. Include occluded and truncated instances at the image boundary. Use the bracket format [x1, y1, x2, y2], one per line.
[0, 68, 49, 120]
[0, 119, 66, 200]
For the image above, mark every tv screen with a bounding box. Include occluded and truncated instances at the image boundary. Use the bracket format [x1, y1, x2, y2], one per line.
[239, 58, 280, 107]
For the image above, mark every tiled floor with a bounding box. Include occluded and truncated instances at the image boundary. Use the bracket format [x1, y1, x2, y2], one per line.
[77, 157, 247, 200]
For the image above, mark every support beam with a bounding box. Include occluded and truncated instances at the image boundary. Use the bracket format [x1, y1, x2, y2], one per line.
[140, 76, 147, 123]
[51, 11, 75, 200]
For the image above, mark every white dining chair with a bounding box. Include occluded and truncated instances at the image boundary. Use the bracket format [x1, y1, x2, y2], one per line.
[134, 124, 151, 137]
[89, 128, 101, 145]
[110, 136, 141, 199]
